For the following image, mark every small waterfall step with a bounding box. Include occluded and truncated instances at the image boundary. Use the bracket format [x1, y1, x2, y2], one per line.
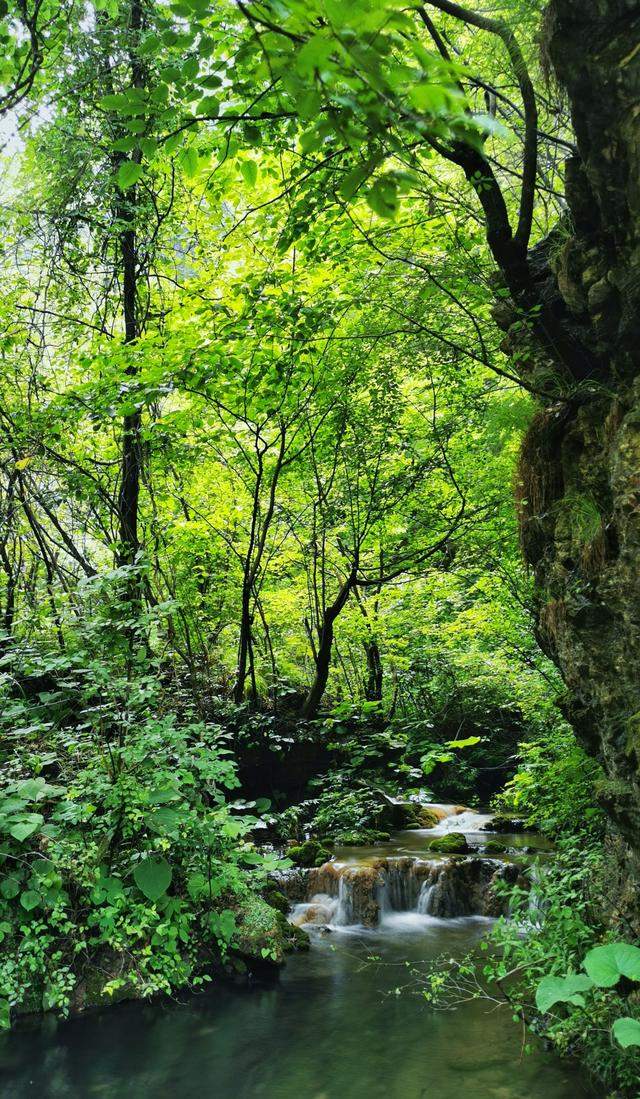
[285, 855, 527, 929]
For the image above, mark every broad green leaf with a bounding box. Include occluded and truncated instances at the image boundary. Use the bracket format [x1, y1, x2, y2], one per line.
[613, 1016, 640, 1049]
[182, 57, 199, 81]
[187, 871, 207, 900]
[535, 974, 593, 1013]
[209, 908, 236, 943]
[340, 161, 373, 201]
[197, 96, 220, 117]
[0, 876, 20, 899]
[366, 177, 398, 219]
[133, 856, 172, 902]
[240, 160, 258, 188]
[584, 943, 640, 987]
[0, 999, 9, 1030]
[117, 161, 143, 190]
[20, 889, 41, 911]
[179, 146, 200, 178]
[145, 807, 183, 836]
[9, 816, 43, 842]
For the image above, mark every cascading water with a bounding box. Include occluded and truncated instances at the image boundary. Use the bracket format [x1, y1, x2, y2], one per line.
[287, 855, 523, 929]
[416, 881, 435, 915]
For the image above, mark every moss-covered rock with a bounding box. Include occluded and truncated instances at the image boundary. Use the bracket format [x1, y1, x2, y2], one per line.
[482, 840, 508, 855]
[482, 814, 533, 834]
[233, 894, 308, 966]
[427, 831, 469, 854]
[287, 839, 332, 867]
[262, 886, 291, 914]
[334, 829, 390, 846]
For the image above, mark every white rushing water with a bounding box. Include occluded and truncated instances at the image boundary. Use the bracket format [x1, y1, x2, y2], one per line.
[425, 807, 494, 835]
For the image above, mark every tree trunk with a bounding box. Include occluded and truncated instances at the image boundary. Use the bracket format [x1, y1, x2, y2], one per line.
[234, 586, 253, 704]
[363, 638, 383, 703]
[301, 613, 336, 720]
[513, 1, 640, 860]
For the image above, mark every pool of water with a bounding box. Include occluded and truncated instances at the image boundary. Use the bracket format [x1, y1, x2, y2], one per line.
[0, 913, 592, 1099]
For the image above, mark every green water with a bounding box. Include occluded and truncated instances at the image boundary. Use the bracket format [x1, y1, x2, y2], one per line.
[0, 913, 592, 1099]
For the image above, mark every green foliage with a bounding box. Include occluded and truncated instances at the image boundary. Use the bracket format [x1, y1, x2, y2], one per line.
[0, 593, 292, 1028]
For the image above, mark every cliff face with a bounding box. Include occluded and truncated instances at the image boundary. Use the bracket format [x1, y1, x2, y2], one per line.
[513, 2, 640, 851]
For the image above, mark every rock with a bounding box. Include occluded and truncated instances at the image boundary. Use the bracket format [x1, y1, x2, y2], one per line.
[262, 886, 290, 914]
[427, 832, 469, 854]
[334, 829, 390, 845]
[287, 839, 332, 868]
[482, 814, 534, 833]
[482, 840, 508, 855]
[233, 895, 309, 968]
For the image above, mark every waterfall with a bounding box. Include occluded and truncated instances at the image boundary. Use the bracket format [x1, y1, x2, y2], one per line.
[285, 854, 522, 929]
[417, 881, 435, 915]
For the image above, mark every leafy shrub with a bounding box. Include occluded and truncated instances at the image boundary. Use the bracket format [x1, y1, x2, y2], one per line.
[0, 624, 290, 1027]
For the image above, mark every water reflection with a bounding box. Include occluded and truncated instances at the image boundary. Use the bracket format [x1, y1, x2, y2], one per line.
[0, 915, 592, 1099]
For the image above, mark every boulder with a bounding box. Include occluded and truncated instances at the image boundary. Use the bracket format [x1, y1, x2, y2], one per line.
[427, 831, 469, 854]
[287, 839, 332, 868]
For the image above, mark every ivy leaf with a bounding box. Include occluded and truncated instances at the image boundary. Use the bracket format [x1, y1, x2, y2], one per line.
[133, 856, 172, 902]
[613, 1017, 640, 1049]
[117, 161, 143, 190]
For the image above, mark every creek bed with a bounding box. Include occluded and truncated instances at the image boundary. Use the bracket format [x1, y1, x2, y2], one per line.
[0, 819, 591, 1099]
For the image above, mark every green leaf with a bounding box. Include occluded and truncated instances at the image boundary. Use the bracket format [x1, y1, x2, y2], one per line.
[366, 176, 398, 219]
[295, 34, 333, 76]
[20, 889, 41, 911]
[240, 159, 258, 188]
[340, 161, 373, 201]
[179, 146, 200, 178]
[140, 138, 158, 160]
[0, 999, 9, 1030]
[182, 57, 199, 81]
[208, 908, 236, 943]
[133, 856, 172, 902]
[197, 96, 220, 117]
[125, 118, 147, 134]
[187, 871, 207, 900]
[9, 816, 42, 842]
[613, 1017, 640, 1049]
[145, 807, 183, 837]
[112, 137, 138, 153]
[0, 876, 20, 899]
[117, 161, 143, 190]
[584, 943, 640, 987]
[535, 974, 594, 1013]
[164, 132, 184, 156]
[99, 93, 135, 113]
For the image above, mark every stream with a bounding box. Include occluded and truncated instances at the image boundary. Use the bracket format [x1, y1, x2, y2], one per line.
[0, 810, 593, 1099]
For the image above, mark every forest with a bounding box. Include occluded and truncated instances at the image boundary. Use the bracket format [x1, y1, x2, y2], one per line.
[0, 0, 639, 1096]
